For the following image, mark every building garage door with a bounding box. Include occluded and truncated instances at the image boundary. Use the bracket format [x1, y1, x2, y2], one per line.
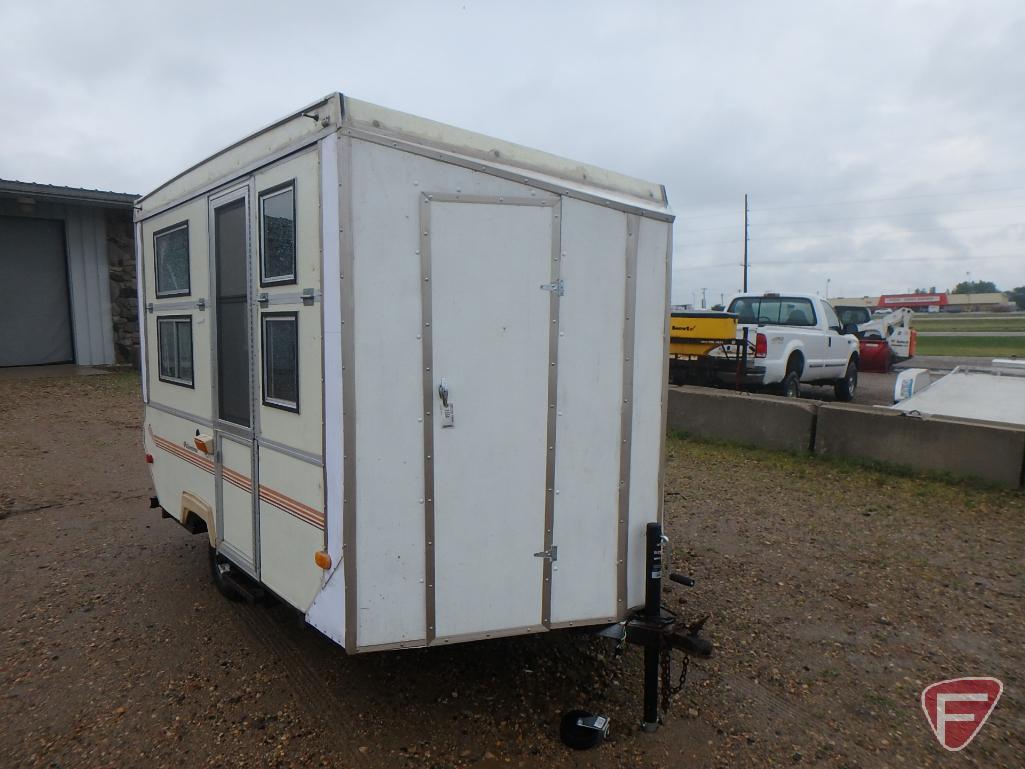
[0, 216, 74, 366]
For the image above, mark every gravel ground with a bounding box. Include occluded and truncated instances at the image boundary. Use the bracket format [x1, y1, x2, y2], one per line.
[1, 371, 1022, 768]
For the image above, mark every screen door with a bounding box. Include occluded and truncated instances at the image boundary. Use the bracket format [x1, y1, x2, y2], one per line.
[210, 187, 258, 574]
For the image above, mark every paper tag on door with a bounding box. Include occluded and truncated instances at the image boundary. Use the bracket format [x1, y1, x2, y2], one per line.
[441, 402, 455, 428]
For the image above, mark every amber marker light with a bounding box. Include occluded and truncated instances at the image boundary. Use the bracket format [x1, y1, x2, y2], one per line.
[314, 551, 332, 569]
[193, 434, 214, 454]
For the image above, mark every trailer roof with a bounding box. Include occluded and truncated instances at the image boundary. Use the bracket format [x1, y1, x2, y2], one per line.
[137, 93, 671, 219]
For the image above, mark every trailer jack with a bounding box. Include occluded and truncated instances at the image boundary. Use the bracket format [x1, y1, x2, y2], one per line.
[624, 522, 713, 732]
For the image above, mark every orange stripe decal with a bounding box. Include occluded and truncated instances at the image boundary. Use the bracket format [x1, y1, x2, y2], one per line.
[149, 431, 324, 530]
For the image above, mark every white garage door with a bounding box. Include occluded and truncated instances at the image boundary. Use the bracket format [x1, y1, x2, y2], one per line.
[0, 216, 74, 366]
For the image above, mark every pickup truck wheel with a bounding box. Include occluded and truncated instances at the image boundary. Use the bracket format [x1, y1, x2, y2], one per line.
[834, 360, 858, 402]
[780, 371, 801, 398]
[209, 547, 243, 601]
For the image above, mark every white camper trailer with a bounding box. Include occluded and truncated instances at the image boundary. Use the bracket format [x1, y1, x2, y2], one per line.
[137, 93, 674, 655]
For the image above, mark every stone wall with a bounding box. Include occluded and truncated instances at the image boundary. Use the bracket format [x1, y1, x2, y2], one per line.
[105, 209, 139, 367]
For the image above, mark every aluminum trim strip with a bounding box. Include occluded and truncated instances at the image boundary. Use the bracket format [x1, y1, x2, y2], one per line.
[256, 436, 323, 467]
[338, 135, 359, 654]
[430, 624, 548, 646]
[546, 615, 618, 630]
[423, 193, 556, 207]
[135, 221, 148, 403]
[541, 200, 562, 627]
[658, 225, 673, 527]
[419, 193, 437, 646]
[147, 297, 207, 312]
[146, 400, 214, 427]
[344, 127, 674, 224]
[319, 133, 343, 569]
[617, 215, 640, 611]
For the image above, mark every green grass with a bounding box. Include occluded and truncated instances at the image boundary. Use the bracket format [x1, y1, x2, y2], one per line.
[912, 316, 1025, 332]
[914, 335, 1025, 357]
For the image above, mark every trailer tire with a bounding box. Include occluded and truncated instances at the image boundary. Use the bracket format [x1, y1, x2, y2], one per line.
[833, 360, 858, 402]
[209, 547, 243, 601]
[780, 371, 801, 398]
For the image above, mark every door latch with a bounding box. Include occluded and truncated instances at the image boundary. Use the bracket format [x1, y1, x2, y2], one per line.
[438, 378, 449, 408]
[533, 545, 558, 562]
[539, 279, 565, 296]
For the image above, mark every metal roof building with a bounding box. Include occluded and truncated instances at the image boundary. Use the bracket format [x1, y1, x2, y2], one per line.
[0, 179, 139, 367]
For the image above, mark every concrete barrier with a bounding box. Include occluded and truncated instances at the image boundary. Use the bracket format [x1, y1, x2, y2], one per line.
[814, 404, 1025, 488]
[667, 386, 817, 453]
[665, 385, 1025, 488]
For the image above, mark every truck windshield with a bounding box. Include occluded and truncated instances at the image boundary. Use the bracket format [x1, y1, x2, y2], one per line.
[727, 297, 817, 327]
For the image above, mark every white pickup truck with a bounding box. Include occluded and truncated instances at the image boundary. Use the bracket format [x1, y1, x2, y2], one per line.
[718, 293, 861, 400]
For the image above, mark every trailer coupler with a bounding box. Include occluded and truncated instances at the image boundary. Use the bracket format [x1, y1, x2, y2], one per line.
[624, 522, 713, 732]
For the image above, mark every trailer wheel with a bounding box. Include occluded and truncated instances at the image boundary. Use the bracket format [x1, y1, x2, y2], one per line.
[208, 547, 243, 601]
[833, 360, 858, 402]
[780, 371, 801, 398]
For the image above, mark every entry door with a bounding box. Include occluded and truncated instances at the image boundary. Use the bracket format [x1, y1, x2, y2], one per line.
[210, 187, 259, 576]
[428, 198, 555, 640]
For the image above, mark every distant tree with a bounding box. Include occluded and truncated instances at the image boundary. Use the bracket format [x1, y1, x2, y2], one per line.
[710, 304, 724, 311]
[1007, 285, 1025, 310]
[952, 280, 998, 294]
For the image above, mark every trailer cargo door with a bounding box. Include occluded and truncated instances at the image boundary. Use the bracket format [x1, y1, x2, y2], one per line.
[427, 197, 556, 641]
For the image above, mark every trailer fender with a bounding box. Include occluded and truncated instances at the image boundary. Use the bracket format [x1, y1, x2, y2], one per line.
[180, 491, 217, 547]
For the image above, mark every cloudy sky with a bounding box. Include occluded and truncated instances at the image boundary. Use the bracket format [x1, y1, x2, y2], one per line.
[2, 0, 1022, 304]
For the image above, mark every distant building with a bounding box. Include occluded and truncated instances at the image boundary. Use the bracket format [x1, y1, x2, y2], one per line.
[0, 179, 138, 367]
[829, 292, 1013, 313]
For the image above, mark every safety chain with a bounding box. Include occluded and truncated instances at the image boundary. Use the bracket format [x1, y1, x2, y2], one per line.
[659, 641, 690, 718]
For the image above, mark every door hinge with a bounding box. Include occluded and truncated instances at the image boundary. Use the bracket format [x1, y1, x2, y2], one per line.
[534, 545, 558, 562]
[539, 279, 565, 296]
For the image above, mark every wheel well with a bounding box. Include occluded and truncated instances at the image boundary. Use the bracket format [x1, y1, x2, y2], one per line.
[786, 351, 804, 375]
[183, 511, 208, 536]
[850, 352, 860, 368]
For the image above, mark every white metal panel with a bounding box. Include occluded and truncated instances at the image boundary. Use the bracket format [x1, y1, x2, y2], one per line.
[350, 140, 536, 647]
[430, 200, 552, 639]
[220, 436, 255, 562]
[549, 199, 627, 624]
[257, 447, 324, 610]
[627, 217, 670, 609]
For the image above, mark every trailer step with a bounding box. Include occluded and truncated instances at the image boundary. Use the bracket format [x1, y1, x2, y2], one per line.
[221, 572, 265, 604]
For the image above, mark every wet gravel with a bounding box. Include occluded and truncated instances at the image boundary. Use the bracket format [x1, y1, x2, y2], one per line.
[1, 371, 1022, 768]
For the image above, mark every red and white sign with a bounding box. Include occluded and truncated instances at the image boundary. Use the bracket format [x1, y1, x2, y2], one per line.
[920, 677, 1003, 751]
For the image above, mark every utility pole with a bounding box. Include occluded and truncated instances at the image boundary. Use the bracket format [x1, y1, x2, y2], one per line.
[742, 193, 749, 292]
[700, 287, 707, 309]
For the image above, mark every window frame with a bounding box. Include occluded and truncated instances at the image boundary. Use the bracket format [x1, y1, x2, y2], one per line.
[155, 314, 195, 388]
[153, 221, 191, 298]
[260, 311, 299, 413]
[258, 181, 297, 287]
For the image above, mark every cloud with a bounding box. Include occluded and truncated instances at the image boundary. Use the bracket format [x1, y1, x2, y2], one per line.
[0, 0, 1021, 298]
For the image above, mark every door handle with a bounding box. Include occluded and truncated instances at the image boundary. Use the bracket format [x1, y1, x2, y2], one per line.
[438, 378, 449, 408]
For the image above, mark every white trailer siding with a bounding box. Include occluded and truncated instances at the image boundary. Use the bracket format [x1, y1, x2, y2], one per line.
[138, 93, 673, 654]
[549, 199, 628, 625]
